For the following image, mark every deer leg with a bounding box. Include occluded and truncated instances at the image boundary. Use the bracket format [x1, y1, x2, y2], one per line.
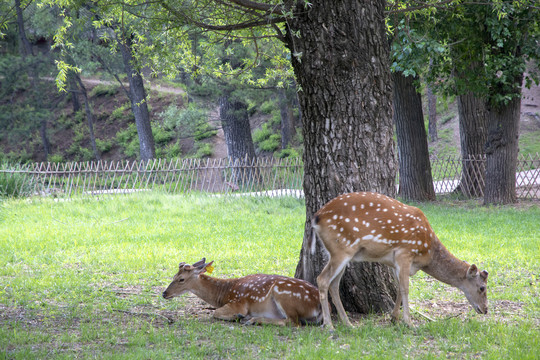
[396, 261, 413, 326]
[328, 266, 353, 327]
[391, 267, 402, 322]
[213, 302, 248, 322]
[391, 289, 403, 322]
[243, 317, 290, 326]
[317, 256, 350, 330]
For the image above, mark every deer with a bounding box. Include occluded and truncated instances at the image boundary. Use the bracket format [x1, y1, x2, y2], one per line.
[162, 258, 324, 326]
[311, 191, 489, 330]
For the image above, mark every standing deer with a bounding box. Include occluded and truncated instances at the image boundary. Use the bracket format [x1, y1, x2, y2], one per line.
[162, 258, 323, 326]
[311, 192, 489, 329]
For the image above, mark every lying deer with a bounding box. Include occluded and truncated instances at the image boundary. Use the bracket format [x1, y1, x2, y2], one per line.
[311, 192, 489, 329]
[162, 258, 323, 326]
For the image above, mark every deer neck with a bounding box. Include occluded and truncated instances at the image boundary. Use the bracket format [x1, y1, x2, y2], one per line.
[423, 238, 469, 290]
[192, 274, 236, 308]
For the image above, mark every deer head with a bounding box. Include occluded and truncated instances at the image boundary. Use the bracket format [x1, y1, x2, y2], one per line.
[461, 264, 489, 314]
[162, 258, 214, 299]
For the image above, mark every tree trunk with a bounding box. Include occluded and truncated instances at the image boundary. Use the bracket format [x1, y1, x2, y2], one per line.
[456, 92, 488, 197]
[219, 94, 256, 160]
[427, 58, 437, 141]
[278, 88, 294, 149]
[15, 0, 33, 57]
[75, 74, 100, 160]
[219, 94, 258, 186]
[289, 0, 398, 314]
[393, 71, 436, 201]
[484, 94, 521, 205]
[427, 83, 438, 141]
[118, 34, 156, 161]
[15, 0, 50, 161]
[68, 74, 82, 113]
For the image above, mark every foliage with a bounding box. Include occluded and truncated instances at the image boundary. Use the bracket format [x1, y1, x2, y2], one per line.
[0, 163, 36, 198]
[260, 99, 277, 114]
[425, 1, 540, 108]
[0, 194, 538, 358]
[116, 123, 139, 158]
[253, 123, 281, 152]
[193, 142, 213, 158]
[276, 147, 301, 159]
[89, 84, 119, 97]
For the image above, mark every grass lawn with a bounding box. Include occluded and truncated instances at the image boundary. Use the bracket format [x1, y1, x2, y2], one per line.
[0, 193, 539, 359]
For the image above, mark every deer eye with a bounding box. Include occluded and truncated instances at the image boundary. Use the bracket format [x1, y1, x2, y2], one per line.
[479, 286, 486, 293]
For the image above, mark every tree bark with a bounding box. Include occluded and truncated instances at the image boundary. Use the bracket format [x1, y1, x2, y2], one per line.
[219, 94, 256, 161]
[15, 0, 50, 160]
[456, 92, 488, 197]
[427, 58, 437, 141]
[393, 71, 436, 201]
[118, 34, 156, 161]
[427, 83, 438, 141]
[75, 74, 100, 161]
[15, 0, 33, 57]
[219, 93, 258, 186]
[484, 94, 521, 205]
[289, 0, 397, 314]
[278, 88, 294, 149]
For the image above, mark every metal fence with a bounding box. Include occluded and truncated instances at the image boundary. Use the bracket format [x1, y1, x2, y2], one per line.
[0, 154, 539, 199]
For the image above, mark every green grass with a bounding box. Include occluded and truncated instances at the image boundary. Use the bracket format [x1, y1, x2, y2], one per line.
[1, 193, 539, 359]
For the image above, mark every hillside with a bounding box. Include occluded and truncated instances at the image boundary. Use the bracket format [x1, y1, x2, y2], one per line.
[0, 77, 539, 164]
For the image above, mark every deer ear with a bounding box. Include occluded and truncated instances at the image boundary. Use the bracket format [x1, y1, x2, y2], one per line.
[179, 262, 186, 269]
[467, 264, 479, 278]
[480, 270, 489, 279]
[191, 258, 206, 268]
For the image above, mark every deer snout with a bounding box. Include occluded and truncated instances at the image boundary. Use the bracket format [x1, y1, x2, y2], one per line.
[162, 291, 171, 299]
[474, 304, 488, 315]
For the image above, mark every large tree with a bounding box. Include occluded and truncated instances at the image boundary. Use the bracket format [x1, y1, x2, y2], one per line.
[50, 0, 400, 314]
[150, 0, 399, 313]
[287, 1, 397, 312]
[428, 1, 540, 204]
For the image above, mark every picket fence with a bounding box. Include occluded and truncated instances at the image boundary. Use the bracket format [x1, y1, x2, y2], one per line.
[1, 154, 539, 199]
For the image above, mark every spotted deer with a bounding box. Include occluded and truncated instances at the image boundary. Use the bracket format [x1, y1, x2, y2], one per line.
[311, 192, 489, 329]
[162, 258, 323, 326]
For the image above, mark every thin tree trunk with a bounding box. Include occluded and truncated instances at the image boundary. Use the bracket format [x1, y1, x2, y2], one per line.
[427, 58, 438, 141]
[456, 92, 488, 197]
[15, 0, 33, 57]
[427, 84, 438, 141]
[15, 0, 50, 160]
[393, 71, 436, 201]
[118, 33, 156, 161]
[75, 74, 100, 160]
[68, 74, 82, 113]
[289, 0, 397, 314]
[278, 88, 294, 149]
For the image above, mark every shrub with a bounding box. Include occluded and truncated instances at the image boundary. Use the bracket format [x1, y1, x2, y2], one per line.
[48, 154, 64, 163]
[194, 122, 218, 141]
[96, 139, 112, 153]
[253, 124, 273, 144]
[111, 103, 132, 121]
[258, 134, 281, 152]
[0, 163, 37, 198]
[153, 126, 174, 145]
[260, 100, 276, 114]
[164, 141, 182, 158]
[89, 84, 119, 97]
[193, 143, 213, 158]
[159, 104, 208, 132]
[276, 147, 301, 159]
